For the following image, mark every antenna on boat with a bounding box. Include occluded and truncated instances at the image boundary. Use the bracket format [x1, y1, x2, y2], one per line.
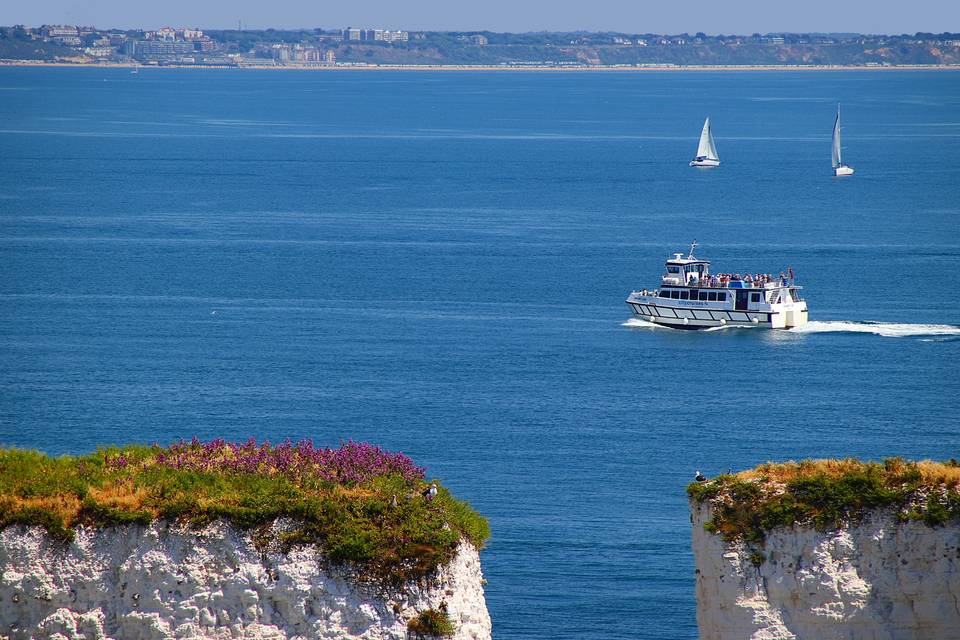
[688, 240, 698, 259]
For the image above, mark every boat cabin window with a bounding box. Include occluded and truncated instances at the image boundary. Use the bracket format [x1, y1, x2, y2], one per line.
[666, 266, 681, 274]
[659, 290, 670, 298]
[715, 292, 726, 301]
[751, 293, 761, 303]
[789, 289, 801, 302]
[679, 291, 689, 300]
[699, 291, 709, 301]
[670, 290, 680, 299]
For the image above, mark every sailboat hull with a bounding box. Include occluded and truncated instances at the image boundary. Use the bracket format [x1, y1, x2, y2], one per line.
[834, 166, 854, 176]
[690, 158, 720, 167]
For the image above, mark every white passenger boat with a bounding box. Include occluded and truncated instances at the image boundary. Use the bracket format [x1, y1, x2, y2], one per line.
[625, 243, 809, 330]
[689, 117, 720, 167]
[832, 105, 854, 176]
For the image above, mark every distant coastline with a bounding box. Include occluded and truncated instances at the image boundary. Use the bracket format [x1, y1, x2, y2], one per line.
[3, 60, 959, 71]
[5, 26, 958, 69]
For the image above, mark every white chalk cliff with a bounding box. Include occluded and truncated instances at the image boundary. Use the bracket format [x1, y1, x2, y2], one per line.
[0, 520, 491, 640]
[691, 501, 960, 640]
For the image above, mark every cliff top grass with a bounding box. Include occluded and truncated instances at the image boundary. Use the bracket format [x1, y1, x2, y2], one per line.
[0, 439, 489, 584]
[688, 457, 960, 543]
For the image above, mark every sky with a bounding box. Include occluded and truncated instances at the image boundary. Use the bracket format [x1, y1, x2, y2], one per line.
[5, 0, 958, 34]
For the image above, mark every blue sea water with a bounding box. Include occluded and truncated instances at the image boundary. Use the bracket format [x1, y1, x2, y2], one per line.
[1, 67, 959, 639]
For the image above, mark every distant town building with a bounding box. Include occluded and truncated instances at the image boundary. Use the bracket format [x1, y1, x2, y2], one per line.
[292, 45, 320, 62]
[272, 44, 291, 62]
[126, 40, 196, 57]
[469, 34, 487, 46]
[179, 28, 204, 40]
[84, 46, 114, 58]
[152, 27, 177, 41]
[381, 30, 409, 43]
[341, 28, 408, 43]
[41, 25, 79, 38]
[267, 44, 325, 64]
[323, 49, 336, 64]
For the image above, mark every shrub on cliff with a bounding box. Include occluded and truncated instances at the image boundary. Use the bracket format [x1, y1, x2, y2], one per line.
[688, 457, 960, 543]
[407, 607, 456, 637]
[0, 439, 489, 584]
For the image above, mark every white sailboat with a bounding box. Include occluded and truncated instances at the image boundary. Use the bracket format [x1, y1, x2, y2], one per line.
[690, 117, 720, 167]
[832, 105, 854, 176]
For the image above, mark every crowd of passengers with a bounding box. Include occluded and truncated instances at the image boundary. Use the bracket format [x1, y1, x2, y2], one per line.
[696, 272, 789, 287]
[636, 269, 795, 297]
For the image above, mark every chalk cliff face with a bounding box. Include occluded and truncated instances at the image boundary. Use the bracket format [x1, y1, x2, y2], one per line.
[691, 501, 960, 640]
[0, 521, 491, 640]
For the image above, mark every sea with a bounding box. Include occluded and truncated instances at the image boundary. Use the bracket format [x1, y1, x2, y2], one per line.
[1, 67, 959, 639]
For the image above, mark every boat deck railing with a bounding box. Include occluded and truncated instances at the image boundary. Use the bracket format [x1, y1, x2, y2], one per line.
[635, 279, 798, 296]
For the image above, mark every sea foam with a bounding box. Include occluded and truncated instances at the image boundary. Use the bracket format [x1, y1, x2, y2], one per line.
[789, 321, 960, 338]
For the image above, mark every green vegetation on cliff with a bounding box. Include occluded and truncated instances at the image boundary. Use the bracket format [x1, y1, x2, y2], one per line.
[407, 607, 456, 637]
[688, 458, 960, 543]
[0, 439, 489, 584]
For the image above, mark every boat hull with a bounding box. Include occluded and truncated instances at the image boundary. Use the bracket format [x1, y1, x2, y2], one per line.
[626, 298, 808, 331]
[834, 165, 854, 176]
[690, 158, 720, 167]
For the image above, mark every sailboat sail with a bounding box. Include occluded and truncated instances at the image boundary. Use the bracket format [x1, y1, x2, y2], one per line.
[831, 107, 842, 168]
[697, 118, 719, 160]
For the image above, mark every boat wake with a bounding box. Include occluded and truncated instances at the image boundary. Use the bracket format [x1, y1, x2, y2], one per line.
[623, 318, 960, 339]
[789, 321, 960, 339]
[703, 324, 757, 332]
[621, 318, 757, 331]
[622, 318, 661, 329]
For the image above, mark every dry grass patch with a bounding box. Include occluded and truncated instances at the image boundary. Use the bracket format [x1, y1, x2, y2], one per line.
[689, 457, 960, 543]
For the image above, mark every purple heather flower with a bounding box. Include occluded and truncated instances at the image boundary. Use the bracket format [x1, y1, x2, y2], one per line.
[146, 438, 425, 485]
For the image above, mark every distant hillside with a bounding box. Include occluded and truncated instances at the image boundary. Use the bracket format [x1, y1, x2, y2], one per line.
[3, 25, 960, 67]
[331, 41, 960, 66]
[0, 28, 76, 60]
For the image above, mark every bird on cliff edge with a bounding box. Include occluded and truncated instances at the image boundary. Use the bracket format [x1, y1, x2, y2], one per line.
[695, 470, 707, 482]
[423, 483, 438, 501]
